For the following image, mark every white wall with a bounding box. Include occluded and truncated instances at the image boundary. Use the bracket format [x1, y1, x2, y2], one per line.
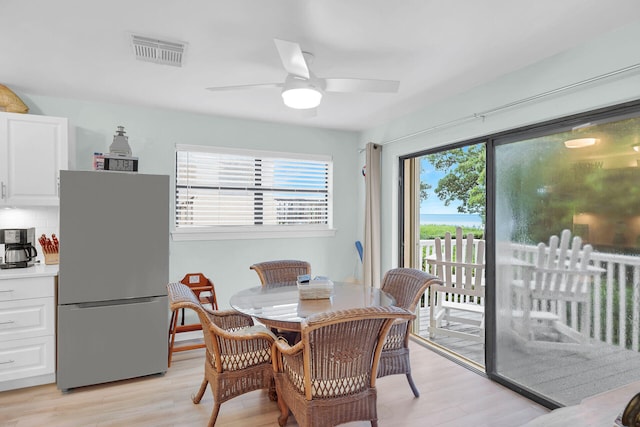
[15, 95, 361, 307]
[359, 21, 640, 275]
[12, 21, 640, 297]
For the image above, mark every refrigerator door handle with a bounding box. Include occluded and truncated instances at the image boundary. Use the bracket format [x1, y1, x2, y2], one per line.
[74, 297, 159, 309]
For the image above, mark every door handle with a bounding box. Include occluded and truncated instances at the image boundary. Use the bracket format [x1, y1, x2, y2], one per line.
[0, 360, 15, 365]
[0, 320, 15, 325]
[1, 181, 5, 199]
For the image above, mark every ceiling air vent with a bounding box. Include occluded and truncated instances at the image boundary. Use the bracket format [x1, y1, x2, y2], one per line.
[131, 35, 186, 67]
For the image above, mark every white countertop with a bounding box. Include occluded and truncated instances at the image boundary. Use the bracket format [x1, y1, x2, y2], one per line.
[0, 263, 59, 279]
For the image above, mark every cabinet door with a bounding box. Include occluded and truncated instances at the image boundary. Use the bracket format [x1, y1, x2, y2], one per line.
[0, 276, 54, 302]
[0, 335, 55, 383]
[0, 112, 68, 206]
[0, 297, 55, 341]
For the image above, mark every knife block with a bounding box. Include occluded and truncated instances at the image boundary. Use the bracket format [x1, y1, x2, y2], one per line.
[44, 252, 59, 265]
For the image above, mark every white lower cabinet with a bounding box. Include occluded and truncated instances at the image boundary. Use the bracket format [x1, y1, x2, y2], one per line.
[0, 274, 56, 391]
[0, 336, 55, 383]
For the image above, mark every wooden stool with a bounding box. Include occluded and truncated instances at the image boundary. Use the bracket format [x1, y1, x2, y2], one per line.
[167, 273, 218, 367]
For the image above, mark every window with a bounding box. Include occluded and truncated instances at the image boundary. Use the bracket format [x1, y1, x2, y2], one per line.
[173, 145, 334, 240]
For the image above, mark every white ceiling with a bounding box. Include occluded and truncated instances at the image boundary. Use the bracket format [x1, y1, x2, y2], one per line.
[2, 0, 639, 131]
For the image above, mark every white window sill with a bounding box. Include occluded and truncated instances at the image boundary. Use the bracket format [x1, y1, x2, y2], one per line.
[171, 226, 337, 241]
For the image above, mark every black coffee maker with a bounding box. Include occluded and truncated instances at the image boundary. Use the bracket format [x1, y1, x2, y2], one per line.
[0, 228, 38, 269]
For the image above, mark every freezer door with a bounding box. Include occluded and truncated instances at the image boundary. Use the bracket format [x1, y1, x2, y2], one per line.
[59, 170, 169, 305]
[56, 296, 168, 391]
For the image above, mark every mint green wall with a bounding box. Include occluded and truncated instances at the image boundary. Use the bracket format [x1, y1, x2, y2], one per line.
[16, 21, 640, 296]
[19, 95, 361, 307]
[359, 21, 640, 274]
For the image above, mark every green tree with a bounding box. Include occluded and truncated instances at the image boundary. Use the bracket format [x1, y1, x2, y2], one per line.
[425, 144, 486, 223]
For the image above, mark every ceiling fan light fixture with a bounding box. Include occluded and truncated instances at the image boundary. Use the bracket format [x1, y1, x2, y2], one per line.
[564, 137, 598, 149]
[282, 87, 322, 109]
[281, 74, 324, 109]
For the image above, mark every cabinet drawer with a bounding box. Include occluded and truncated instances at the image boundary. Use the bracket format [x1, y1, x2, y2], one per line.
[0, 276, 54, 301]
[0, 335, 55, 382]
[0, 297, 55, 341]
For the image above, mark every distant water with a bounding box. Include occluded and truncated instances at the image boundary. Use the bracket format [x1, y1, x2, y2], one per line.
[420, 213, 483, 228]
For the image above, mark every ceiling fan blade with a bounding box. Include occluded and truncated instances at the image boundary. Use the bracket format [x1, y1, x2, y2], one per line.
[205, 83, 283, 92]
[274, 39, 310, 79]
[324, 78, 400, 93]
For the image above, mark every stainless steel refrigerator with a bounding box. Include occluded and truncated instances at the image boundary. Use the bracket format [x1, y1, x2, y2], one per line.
[57, 170, 169, 391]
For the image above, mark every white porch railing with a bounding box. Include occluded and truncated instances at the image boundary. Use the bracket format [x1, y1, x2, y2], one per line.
[419, 239, 640, 352]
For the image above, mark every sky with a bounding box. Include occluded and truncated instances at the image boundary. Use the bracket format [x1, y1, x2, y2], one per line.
[420, 157, 464, 215]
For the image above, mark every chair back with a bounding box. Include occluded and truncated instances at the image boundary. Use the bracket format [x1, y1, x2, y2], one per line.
[516, 229, 603, 341]
[532, 229, 595, 301]
[291, 306, 413, 401]
[428, 227, 486, 304]
[381, 268, 441, 312]
[179, 272, 218, 309]
[250, 259, 311, 286]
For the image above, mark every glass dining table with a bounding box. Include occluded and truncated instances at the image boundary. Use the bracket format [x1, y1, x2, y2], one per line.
[229, 282, 396, 332]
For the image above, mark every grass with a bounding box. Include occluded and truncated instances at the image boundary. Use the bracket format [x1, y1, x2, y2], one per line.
[420, 224, 484, 240]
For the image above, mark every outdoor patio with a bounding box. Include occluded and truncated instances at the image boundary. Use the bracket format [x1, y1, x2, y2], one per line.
[413, 238, 640, 406]
[415, 304, 640, 406]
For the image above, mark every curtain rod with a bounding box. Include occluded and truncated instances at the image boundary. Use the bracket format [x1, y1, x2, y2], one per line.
[380, 62, 640, 145]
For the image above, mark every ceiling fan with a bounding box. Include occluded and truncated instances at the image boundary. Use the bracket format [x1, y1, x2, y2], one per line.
[205, 39, 400, 110]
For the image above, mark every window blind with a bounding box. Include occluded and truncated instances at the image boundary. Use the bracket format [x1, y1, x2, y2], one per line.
[175, 147, 332, 229]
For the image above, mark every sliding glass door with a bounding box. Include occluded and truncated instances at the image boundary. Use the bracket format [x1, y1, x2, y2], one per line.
[401, 100, 640, 408]
[492, 105, 640, 406]
[401, 142, 486, 367]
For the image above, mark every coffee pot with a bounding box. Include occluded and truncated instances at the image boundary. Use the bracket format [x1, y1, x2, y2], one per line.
[0, 228, 38, 269]
[5, 244, 38, 264]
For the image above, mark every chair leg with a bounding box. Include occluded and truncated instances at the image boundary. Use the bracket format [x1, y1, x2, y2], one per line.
[406, 373, 420, 397]
[276, 393, 290, 426]
[168, 310, 179, 367]
[268, 378, 278, 401]
[371, 420, 378, 427]
[192, 379, 209, 404]
[208, 402, 221, 427]
[429, 312, 439, 339]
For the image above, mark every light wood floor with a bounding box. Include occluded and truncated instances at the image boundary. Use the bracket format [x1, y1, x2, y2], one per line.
[0, 340, 548, 427]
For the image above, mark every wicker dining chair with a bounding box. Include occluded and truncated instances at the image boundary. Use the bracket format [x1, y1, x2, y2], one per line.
[166, 282, 276, 427]
[377, 268, 442, 397]
[271, 305, 414, 427]
[250, 259, 311, 286]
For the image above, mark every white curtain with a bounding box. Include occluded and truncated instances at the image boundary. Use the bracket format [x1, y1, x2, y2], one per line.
[364, 142, 381, 288]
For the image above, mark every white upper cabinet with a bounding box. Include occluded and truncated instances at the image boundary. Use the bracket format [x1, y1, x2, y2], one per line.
[0, 112, 69, 206]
